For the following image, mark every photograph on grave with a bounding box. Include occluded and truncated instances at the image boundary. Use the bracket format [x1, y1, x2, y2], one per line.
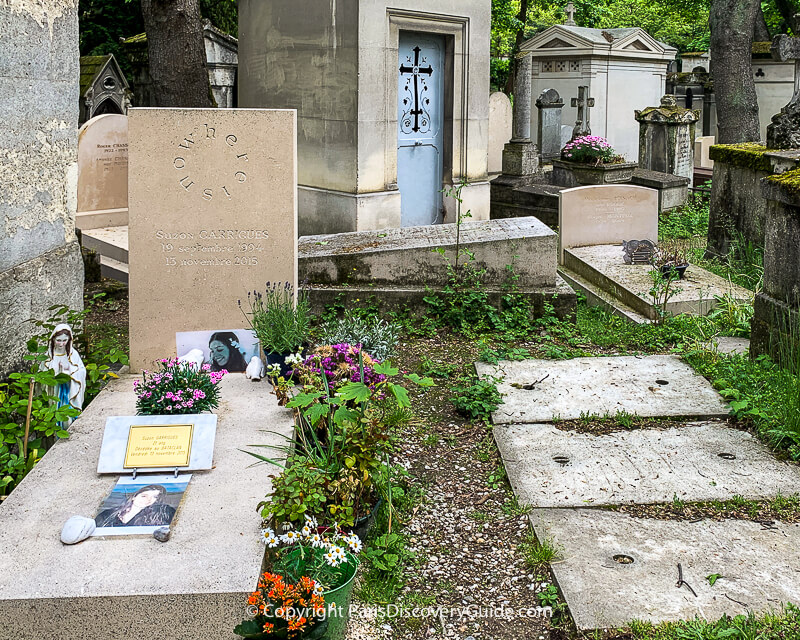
[176, 329, 259, 373]
[93, 474, 190, 535]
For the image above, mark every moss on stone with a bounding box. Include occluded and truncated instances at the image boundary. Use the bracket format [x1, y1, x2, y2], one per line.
[765, 167, 800, 196]
[752, 41, 773, 55]
[709, 143, 773, 172]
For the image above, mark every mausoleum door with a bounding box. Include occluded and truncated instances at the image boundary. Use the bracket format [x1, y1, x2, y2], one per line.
[397, 31, 445, 227]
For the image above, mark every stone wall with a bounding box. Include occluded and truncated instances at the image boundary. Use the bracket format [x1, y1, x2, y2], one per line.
[706, 144, 800, 258]
[0, 0, 84, 377]
[751, 171, 800, 359]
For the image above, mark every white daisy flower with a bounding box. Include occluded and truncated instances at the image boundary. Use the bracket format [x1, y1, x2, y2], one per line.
[346, 537, 362, 553]
[304, 514, 318, 529]
[331, 545, 346, 561]
[324, 550, 340, 566]
[309, 533, 323, 548]
[280, 530, 300, 544]
[300, 525, 312, 538]
[259, 528, 276, 543]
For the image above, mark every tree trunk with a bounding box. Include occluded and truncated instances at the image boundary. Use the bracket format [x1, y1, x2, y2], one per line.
[504, 0, 530, 95]
[710, 0, 762, 143]
[754, 4, 772, 41]
[140, 0, 213, 107]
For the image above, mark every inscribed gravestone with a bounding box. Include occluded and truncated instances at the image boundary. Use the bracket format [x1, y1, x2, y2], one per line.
[488, 92, 512, 174]
[77, 114, 128, 223]
[558, 185, 658, 263]
[128, 108, 297, 372]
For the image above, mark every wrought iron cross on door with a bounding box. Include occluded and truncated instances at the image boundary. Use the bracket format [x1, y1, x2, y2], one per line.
[400, 46, 433, 133]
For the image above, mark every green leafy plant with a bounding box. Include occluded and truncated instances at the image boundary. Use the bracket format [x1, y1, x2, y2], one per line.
[521, 532, 562, 570]
[250, 348, 433, 527]
[241, 282, 311, 354]
[451, 376, 503, 422]
[361, 532, 406, 572]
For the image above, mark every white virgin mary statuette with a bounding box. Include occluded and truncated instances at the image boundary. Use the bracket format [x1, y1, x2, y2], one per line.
[43, 324, 87, 422]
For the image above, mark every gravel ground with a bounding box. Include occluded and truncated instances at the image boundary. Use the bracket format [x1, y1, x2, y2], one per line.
[346, 336, 560, 640]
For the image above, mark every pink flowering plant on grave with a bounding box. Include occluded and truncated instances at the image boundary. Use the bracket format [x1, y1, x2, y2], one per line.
[561, 135, 623, 165]
[135, 358, 226, 415]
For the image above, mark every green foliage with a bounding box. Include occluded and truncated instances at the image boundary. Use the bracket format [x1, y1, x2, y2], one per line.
[520, 531, 561, 569]
[479, 343, 531, 364]
[627, 604, 800, 639]
[659, 195, 710, 241]
[240, 282, 311, 354]
[451, 376, 503, 422]
[417, 356, 460, 379]
[316, 310, 399, 361]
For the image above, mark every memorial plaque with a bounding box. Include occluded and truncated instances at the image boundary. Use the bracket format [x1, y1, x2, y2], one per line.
[97, 414, 218, 474]
[124, 424, 194, 469]
[128, 109, 297, 371]
[558, 185, 658, 263]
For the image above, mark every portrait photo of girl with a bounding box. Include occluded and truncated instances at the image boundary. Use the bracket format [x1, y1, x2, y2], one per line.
[176, 329, 259, 373]
[93, 475, 189, 536]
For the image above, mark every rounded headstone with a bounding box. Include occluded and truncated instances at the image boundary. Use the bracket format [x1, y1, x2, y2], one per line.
[536, 88, 563, 108]
[60, 516, 96, 544]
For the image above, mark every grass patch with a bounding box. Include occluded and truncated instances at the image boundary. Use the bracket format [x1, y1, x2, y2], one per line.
[520, 531, 561, 570]
[622, 604, 800, 639]
[609, 493, 800, 523]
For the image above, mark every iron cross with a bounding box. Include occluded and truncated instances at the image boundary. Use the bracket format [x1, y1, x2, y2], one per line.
[570, 85, 595, 138]
[399, 46, 433, 133]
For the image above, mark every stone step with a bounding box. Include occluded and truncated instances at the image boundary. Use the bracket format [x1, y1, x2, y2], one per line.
[299, 216, 558, 289]
[81, 225, 129, 264]
[558, 265, 650, 324]
[100, 255, 129, 284]
[75, 208, 129, 231]
[564, 244, 752, 321]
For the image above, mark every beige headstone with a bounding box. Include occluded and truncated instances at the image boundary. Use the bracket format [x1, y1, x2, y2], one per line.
[488, 92, 513, 174]
[558, 185, 658, 264]
[694, 135, 714, 169]
[128, 108, 297, 372]
[76, 114, 129, 226]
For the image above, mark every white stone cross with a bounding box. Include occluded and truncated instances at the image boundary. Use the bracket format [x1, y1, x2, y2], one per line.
[570, 85, 595, 138]
[565, 2, 576, 26]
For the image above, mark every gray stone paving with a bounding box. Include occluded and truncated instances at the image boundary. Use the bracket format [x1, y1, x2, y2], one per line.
[496, 421, 800, 507]
[477, 355, 730, 423]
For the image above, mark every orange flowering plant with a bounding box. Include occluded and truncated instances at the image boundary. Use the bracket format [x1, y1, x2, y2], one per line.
[234, 572, 327, 639]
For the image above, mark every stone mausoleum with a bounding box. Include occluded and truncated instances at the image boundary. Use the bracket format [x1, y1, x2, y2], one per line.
[522, 24, 676, 162]
[238, 0, 490, 235]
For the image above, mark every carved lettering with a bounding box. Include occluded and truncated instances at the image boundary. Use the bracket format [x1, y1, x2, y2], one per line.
[179, 176, 194, 191]
[237, 153, 249, 162]
[205, 124, 216, 139]
[203, 189, 213, 201]
[235, 171, 247, 183]
[178, 133, 195, 149]
[226, 134, 237, 147]
[174, 157, 186, 170]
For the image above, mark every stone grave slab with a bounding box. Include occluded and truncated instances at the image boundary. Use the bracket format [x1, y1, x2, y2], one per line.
[299, 216, 557, 289]
[0, 373, 293, 639]
[530, 508, 800, 630]
[128, 108, 297, 372]
[563, 244, 753, 320]
[558, 185, 658, 264]
[495, 421, 800, 507]
[476, 355, 729, 424]
[77, 114, 129, 230]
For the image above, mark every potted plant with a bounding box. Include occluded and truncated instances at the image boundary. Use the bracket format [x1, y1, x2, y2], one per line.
[248, 345, 433, 529]
[553, 135, 637, 185]
[134, 358, 226, 415]
[240, 282, 311, 377]
[651, 242, 689, 280]
[258, 516, 362, 640]
[234, 571, 328, 639]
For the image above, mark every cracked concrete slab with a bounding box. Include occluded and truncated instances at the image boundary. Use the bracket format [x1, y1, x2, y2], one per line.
[477, 355, 729, 423]
[530, 508, 800, 630]
[496, 421, 800, 507]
